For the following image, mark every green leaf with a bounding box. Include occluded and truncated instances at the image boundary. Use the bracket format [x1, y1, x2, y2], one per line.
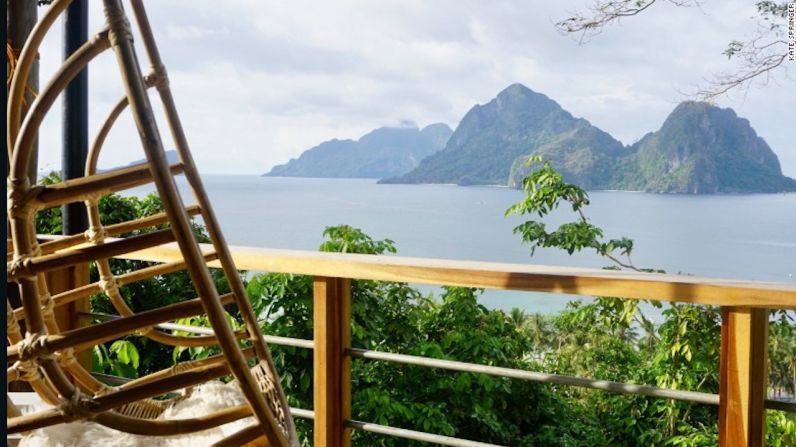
[110, 340, 140, 369]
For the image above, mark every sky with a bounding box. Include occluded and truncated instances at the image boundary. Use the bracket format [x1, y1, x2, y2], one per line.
[35, 0, 796, 176]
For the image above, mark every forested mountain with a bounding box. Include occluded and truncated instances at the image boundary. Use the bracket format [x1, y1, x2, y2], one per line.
[382, 84, 795, 193]
[615, 101, 796, 193]
[381, 83, 626, 187]
[264, 123, 452, 179]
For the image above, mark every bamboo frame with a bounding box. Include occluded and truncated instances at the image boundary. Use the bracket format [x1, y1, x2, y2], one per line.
[8, 228, 176, 281]
[12, 252, 217, 321]
[6, 1, 297, 445]
[32, 161, 185, 211]
[6, 292, 242, 363]
[30, 205, 201, 259]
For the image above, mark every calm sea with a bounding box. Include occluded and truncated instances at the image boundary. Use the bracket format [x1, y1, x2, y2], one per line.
[125, 176, 796, 315]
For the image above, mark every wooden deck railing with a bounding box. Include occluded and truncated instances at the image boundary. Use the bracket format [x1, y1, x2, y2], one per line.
[102, 241, 796, 446]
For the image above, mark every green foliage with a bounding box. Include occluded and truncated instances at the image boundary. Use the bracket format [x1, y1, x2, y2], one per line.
[723, 40, 744, 59]
[506, 156, 645, 271]
[769, 316, 796, 399]
[506, 158, 795, 445]
[767, 411, 796, 447]
[35, 172, 65, 234]
[247, 225, 431, 442]
[172, 312, 242, 366]
[34, 172, 227, 379]
[250, 218, 796, 446]
[247, 220, 796, 446]
[756, 1, 789, 19]
[319, 225, 397, 255]
[247, 225, 591, 446]
[93, 339, 140, 379]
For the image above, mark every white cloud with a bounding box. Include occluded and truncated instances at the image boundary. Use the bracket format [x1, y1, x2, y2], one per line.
[32, 0, 795, 176]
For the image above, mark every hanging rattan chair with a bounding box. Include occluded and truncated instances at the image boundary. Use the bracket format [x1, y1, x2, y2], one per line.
[6, 1, 298, 445]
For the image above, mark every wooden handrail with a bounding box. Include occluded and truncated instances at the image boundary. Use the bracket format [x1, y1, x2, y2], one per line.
[110, 241, 796, 309]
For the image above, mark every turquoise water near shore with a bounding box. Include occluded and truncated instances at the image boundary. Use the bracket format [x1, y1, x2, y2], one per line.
[125, 176, 796, 316]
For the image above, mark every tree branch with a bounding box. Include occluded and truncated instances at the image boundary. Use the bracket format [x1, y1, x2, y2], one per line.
[556, 0, 700, 42]
[556, 0, 790, 100]
[694, 16, 790, 101]
[695, 51, 788, 101]
[575, 206, 643, 272]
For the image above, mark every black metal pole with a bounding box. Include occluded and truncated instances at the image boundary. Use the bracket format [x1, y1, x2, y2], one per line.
[8, 0, 38, 182]
[62, 0, 89, 235]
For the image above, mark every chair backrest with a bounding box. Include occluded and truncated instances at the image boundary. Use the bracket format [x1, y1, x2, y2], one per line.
[6, 1, 297, 445]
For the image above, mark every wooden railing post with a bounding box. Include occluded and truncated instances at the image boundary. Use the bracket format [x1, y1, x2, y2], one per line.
[46, 264, 92, 369]
[313, 276, 352, 447]
[719, 307, 768, 447]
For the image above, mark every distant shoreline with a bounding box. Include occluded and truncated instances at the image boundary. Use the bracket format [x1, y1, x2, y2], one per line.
[161, 174, 796, 195]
